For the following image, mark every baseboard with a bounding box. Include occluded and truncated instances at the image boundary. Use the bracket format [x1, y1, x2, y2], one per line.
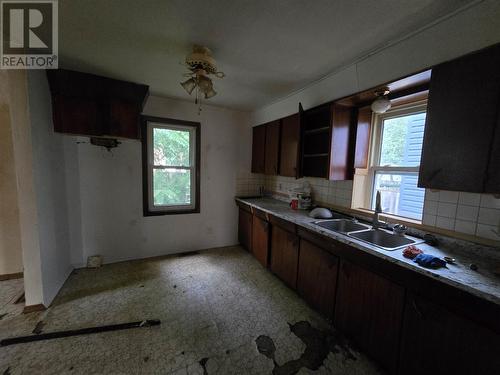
[23, 304, 46, 314]
[0, 272, 23, 281]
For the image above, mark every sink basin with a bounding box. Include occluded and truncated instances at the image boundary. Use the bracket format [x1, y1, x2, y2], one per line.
[349, 229, 423, 251]
[314, 219, 370, 234]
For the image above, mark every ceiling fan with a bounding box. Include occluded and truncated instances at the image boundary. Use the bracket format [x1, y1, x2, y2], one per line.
[180, 45, 225, 111]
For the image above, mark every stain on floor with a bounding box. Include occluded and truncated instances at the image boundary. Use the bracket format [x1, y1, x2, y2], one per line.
[257, 321, 357, 375]
[0, 246, 383, 374]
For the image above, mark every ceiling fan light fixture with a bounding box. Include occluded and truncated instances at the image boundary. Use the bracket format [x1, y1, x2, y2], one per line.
[205, 88, 217, 99]
[181, 78, 196, 95]
[180, 45, 225, 113]
[371, 88, 391, 114]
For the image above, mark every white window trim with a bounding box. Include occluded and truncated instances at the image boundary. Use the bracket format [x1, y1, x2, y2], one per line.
[365, 100, 428, 215]
[146, 121, 197, 212]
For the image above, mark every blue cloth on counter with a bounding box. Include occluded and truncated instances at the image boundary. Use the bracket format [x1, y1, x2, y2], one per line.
[413, 253, 447, 268]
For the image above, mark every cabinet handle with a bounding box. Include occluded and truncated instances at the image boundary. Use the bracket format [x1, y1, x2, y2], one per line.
[263, 222, 269, 233]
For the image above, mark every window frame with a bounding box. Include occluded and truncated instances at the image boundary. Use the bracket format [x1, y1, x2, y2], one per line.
[141, 115, 201, 216]
[366, 100, 427, 219]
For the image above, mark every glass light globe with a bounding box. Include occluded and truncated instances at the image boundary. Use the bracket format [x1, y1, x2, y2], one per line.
[371, 97, 391, 114]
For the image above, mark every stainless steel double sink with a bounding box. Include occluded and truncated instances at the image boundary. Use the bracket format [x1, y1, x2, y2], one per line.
[314, 219, 424, 251]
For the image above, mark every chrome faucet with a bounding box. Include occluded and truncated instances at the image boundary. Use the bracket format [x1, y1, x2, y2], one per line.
[372, 190, 383, 230]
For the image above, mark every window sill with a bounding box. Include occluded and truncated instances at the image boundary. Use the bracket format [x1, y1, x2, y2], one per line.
[143, 208, 200, 216]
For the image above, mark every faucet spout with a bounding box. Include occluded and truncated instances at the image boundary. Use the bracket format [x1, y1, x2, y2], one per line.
[373, 191, 383, 229]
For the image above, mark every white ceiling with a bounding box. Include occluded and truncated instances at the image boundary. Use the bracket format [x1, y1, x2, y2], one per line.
[59, 0, 474, 111]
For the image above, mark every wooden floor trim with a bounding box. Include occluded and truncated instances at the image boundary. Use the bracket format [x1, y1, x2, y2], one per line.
[0, 272, 23, 281]
[23, 304, 46, 314]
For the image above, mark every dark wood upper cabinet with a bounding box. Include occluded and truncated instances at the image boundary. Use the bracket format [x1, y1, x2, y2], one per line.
[270, 225, 299, 289]
[297, 239, 339, 317]
[334, 260, 404, 374]
[418, 44, 500, 192]
[300, 103, 355, 180]
[47, 69, 148, 139]
[238, 207, 252, 252]
[264, 120, 281, 175]
[329, 103, 355, 180]
[279, 114, 301, 177]
[399, 293, 500, 375]
[353, 106, 372, 169]
[251, 125, 266, 173]
[252, 215, 270, 268]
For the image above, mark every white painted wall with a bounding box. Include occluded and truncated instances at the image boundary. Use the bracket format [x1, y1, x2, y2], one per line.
[252, 0, 500, 123]
[0, 90, 23, 275]
[27, 71, 74, 305]
[71, 96, 251, 265]
[4, 71, 44, 306]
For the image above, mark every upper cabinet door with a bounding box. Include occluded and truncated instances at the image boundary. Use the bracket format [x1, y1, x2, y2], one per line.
[251, 125, 266, 173]
[353, 106, 372, 169]
[279, 114, 300, 177]
[329, 104, 355, 181]
[418, 44, 500, 192]
[264, 120, 281, 175]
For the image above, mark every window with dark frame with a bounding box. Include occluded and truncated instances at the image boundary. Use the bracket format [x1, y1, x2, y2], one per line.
[141, 116, 200, 216]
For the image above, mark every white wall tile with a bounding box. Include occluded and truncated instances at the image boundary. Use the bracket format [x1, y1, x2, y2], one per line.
[475, 223, 500, 241]
[455, 205, 479, 222]
[436, 216, 455, 230]
[480, 194, 500, 209]
[437, 202, 457, 218]
[439, 191, 459, 204]
[423, 200, 438, 215]
[425, 190, 440, 201]
[477, 207, 500, 226]
[422, 214, 436, 226]
[454, 219, 476, 235]
[458, 192, 481, 206]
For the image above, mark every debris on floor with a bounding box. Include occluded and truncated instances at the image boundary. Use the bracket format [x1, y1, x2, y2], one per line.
[1, 319, 161, 346]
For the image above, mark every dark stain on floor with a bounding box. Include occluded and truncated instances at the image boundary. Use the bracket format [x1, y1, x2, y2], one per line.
[3, 367, 11, 375]
[32, 320, 45, 334]
[0, 313, 7, 321]
[256, 321, 356, 375]
[199, 357, 209, 375]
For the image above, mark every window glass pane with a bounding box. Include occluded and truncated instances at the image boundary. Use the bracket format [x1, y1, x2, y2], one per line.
[372, 171, 424, 220]
[153, 128, 190, 166]
[379, 112, 426, 167]
[153, 169, 191, 206]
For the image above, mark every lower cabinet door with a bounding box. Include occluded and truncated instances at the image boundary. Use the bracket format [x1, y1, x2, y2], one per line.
[334, 260, 404, 374]
[238, 208, 252, 251]
[270, 225, 299, 289]
[297, 239, 338, 317]
[399, 293, 500, 375]
[252, 216, 269, 267]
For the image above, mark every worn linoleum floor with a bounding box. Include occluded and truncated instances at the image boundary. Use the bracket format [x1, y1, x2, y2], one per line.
[0, 278, 24, 321]
[0, 247, 383, 374]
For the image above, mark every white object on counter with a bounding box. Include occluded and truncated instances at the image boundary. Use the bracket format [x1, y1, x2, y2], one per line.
[309, 207, 333, 219]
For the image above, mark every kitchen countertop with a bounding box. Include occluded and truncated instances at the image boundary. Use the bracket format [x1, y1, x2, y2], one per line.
[236, 197, 500, 306]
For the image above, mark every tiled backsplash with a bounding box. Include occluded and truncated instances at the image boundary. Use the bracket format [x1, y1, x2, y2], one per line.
[264, 175, 353, 208]
[422, 190, 500, 241]
[235, 172, 265, 197]
[236, 172, 500, 243]
[235, 173, 354, 208]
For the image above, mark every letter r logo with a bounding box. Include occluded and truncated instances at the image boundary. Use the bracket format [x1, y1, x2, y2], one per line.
[2, 1, 55, 54]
